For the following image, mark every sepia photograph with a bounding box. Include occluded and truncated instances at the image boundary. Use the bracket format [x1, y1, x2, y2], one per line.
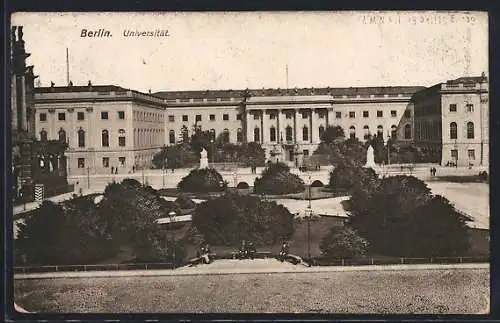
[10, 11, 489, 314]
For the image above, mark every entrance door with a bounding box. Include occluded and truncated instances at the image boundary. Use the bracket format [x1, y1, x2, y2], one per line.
[289, 149, 294, 162]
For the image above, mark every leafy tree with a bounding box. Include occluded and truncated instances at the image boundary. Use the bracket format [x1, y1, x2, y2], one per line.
[320, 125, 345, 144]
[254, 162, 305, 195]
[320, 226, 369, 259]
[175, 195, 196, 209]
[328, 162, 379, 194]
[192, 192, 295, 246]
[237, 142, 266, 167]
[177, 168, 227, 193]
[315, 133, 366, 168]
[348, 175, 470, 257]
[367, 133, 386, 164]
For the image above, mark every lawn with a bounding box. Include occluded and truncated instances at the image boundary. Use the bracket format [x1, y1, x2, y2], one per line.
[14, 268, 489, 313]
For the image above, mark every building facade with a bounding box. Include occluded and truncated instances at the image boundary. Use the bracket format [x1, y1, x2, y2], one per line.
[34, 85, 166, 175]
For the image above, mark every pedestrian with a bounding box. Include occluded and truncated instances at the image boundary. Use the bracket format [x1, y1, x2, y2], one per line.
[132, 165, 135, 173]
[111, 166, 114, 174]
[430, 167, 433, 177]
[115, 167, 118, 174]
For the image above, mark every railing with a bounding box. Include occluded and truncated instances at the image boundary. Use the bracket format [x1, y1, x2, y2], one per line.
[311, 255, 489, 267]
[14, 262, 177, 274]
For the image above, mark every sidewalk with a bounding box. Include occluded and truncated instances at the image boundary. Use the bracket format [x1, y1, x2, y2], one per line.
[14, 261, 489, 280]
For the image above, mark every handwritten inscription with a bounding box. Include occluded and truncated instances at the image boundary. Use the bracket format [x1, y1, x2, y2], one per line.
[361, 13, 477, 25]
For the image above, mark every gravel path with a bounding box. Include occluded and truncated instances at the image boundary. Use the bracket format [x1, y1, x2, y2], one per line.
[15, 267, 488, 314]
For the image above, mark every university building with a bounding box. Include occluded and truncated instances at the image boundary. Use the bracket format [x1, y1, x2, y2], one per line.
[34, 75, 489, 176]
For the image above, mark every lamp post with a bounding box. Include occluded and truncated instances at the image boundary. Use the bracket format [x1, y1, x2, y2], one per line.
[168, 211, 176, 264]
[210, 139, 214, 167]
[305, 172, 312, 263]
[87, 166, 90, 189]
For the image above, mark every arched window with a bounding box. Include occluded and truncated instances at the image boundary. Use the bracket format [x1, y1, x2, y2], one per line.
[58, 129, 66, 142]
[169, 130, 175, 144]
[349, 126, 356, 139]
[254, 127, 260, 142]
[377, 125, 383, 136]
[270, 126, 276, 142]
[101, 130, 109, 147]
[467, 122, 474, 139]
[391, 125, 397, 139]
[40, 129, 47, 142]
[302, 126, 309, 141]
[77, 128, 85, 147]
[285, 126, 293, 141]
[450, 122, 457, 139]
[223, 128, 230, 143]
[237, 128, 243, 142]
[404, 124, 412, 139]
[210, 129, 216, 141]
[118, 129, 126, 147]
[363, 125, 370, 140]
[319, 126, 325, 141]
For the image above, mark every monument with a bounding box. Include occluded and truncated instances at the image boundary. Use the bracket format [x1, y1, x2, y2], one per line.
[365, 145, 376, 168]
[199, 148, 209, 169]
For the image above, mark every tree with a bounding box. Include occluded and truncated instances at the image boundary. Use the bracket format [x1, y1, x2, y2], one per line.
[367, 133, 386, 164]
[192, 192, 295, 246]
[315, 131, 366, 168]
[348, 175, 470, 257]
[328, 162, 379, 194]
[320, 125, 345, 144]
[177, 168, 227, 193]
[320, 226, 369, 259]
[237, 142, 266, 167]
[254, 162, 305, 195]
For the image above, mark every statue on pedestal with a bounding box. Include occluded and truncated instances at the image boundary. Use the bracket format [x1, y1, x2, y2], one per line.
[199, 148, 209, 169]
[365, 145, 376, 168]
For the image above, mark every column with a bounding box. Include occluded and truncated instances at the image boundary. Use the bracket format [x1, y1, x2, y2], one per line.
[246, 109, 253, 142]
[325, 108, 330, 128]
[277, 109, 283, 143]
[309, 108, 314, 143]
[293, 109, 297, 143]
[261, 110, 266, 144]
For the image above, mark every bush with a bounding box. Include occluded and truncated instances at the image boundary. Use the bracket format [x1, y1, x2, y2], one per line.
[328, 162, 379, 194]
[175, 195, 196, 209]
[177, 168, 226, 193]
[192, 192, 295, 246]
[320, 226, 369, 259]
[236, 182, 250, 189]
[311, 180, 324, 187]
[478, 171, 488, 182]
[253, 162, 305, 195]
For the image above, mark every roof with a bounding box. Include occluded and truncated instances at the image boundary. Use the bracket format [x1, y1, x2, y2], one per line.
[447, 75, 487, 84]
[35, 85, 165, 100]
[154, 86, 425, 100]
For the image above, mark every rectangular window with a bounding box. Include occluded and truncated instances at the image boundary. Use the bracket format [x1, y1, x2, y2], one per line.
[466, 104, 474, 112]
[223, 114, 229, 121]
[391, 110, 397, 117]
[302, 112, 308, 119]
[196, 115, 202, 122]
[77, 158, 85, 168]
[210, 114, 216, 121]
[468, 149, 475, 160]
[377, 110, 383, 117]
[102, 157, 109, 168]
[303, 149, 309, 156]
[169, 115, 175, 122]
[118, 137, 126, 147]
[58, 112, 66, 121]
[77, 112, 85, 120]
[101, 111, 109, 120]
[363, 111, 369, 118]
[349, 111, 355, 118]
[182, 115, 188, 122]
[39, 113, 47, 121]
[119, 157, 126, 166]
[270, 113, 276, 120]
[335, 112, 341, 119]
[451, 149, 458, 160]
[449, 104, 457, 112]
[118, 111, 125, 120]
[404, 110, 411, 118]
[236, 114, 242, 120]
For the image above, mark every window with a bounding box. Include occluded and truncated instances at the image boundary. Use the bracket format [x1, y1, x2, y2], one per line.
[449, 104, 457, 112]
[467, 122, 474, 139]
[101, 111, 108, 120]
[285, 126, 293, 141]
[118, 136, 126, 147]
[78, 158, 85, 168]
[468, 149, 475, 160]
[236, 114, 242, 120]
[40, 130, 47, 141]
[391, 110, 397, 117]
[169, 130, 175, 144]
[391, 125, 397, 138]
[102, 157, 109, 168]
[286, 113, 293, 119]
[450, 122, 457, 139]
[195, 115, 202, 122]
[349, 126, 356, 139]
[169, 115, 175, 122]
[404, 110, 411, 118]
[451, 149, 458, 160]
[223, 114, 229, 121]
[270, 127, 277, 142]
[404, 124, 412, 139]
[377, 125, 383, 135]
[377, 110, 383, 117]
[58, 112, 66, 121]
[302, 111, 308, 119]
[318, 112, 325, 119]
[58, 129, 66, 142]
[253, 113, 259, 120]
[210, 129, 216, 141]
[78, 129, 85, 147]
[119, 157, 126, 166]
[303, 126, 309, 141]
[118, 111, 125, 120]
[363, 125, 370, 140]
[254, 127, 260, 142]
[102, 130, 109, 147]
[222, 129, 230, 143]
[319, 126, 325, 140]
[303, 149, 309, 156]
[77, 112, 85, 120]
[182, 115, 188, 122]
[210, 114, 216, 121]
[466, 104, 474, 112]
[39, 113, 47, 122]
[349, 111, 355, 118]
[270, 113, 276, 120]
[237, 128, 243, 142]
[335, 112, 341, 119]
[363, 111, 369, 118]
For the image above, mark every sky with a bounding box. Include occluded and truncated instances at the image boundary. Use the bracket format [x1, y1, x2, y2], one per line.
[12, 11, 488, 93]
